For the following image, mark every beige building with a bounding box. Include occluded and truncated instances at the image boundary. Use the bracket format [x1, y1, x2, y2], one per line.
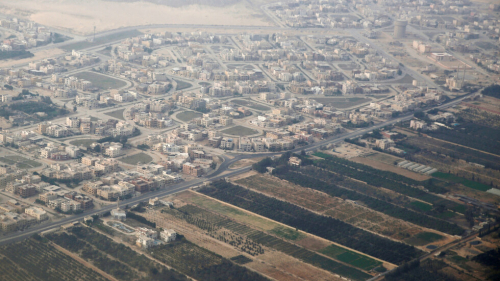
[25, 207, 48, 221]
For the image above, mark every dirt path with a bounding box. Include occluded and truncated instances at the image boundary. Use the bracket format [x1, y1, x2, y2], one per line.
[50, 242, 118, 281]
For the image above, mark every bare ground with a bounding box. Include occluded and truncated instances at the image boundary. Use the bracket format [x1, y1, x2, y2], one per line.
[351, 156, 431, 181]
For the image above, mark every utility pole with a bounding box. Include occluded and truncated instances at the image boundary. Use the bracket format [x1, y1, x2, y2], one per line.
[93, 26, 96, 42]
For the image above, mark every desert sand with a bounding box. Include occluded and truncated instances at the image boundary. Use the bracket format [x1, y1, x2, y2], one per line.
[0, 48, 65, 68]
[0, 0, 271, 35]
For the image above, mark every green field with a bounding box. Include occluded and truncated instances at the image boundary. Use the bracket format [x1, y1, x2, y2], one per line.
[69, 139, 97, 148]
[222, 125, 258, 136]
[0, 155, 41, 169]
[104, 108, 126, 120]
[320, 244, 382, 271]
[176, 111, 202, 122]
[231, 99, 270, 111]
[410, 201, 433, 212]
[404, 232, 444, 246]
[432, 172, 491, 192]
[73, 72, 127, 90]
[61, 30, 143, 51]
[174, 79, 192, 91]
[119, 153, 152, 165]
[435, 211, 456, 219]
[270, 226, 305, 241]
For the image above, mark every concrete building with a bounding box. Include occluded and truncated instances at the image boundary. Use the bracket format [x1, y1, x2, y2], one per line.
[111, 207, 126, 221]
[25, 207, 48, 221]
[161, 229, 177, 242]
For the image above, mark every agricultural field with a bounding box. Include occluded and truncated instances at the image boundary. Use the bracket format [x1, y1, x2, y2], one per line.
[73, 72, 127, 90]
[199, 181, 422, 265]
[320, 244, 382, 271]
[61, 30, 143, 51]
[145, 204, 344, 281]
[151, 238, 269, 281]
[0, 155, 41, 169]
[235, 173, 434, 242]
[173, 79, 193, 90]
[69, 139, 97, 148]
[119, 152, 153, 165]
[103, 108, 126, 120]
[257, 155, 466, 235]
[222, 125, 259, 136]
[433, 172, 492, 192]
[47, 226, 190, 281]
[231, 99, 271, 111]
[313, 153, 466, 214]
[149, 194, 374, 280]
[0, 238, 108, 281]
[176, 111, 202, 122]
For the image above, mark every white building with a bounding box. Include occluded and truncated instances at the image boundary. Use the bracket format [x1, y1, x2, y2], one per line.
[136, 227, 158, 239]
[136, 236, 155, 248]
[111, 207, 126, 221]
[160, 229, 177, 242]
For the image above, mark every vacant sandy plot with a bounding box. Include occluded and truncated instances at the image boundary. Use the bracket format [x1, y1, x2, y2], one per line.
[1, 0, 271, 35]
[229, 157, 266, 169]
[0, 48, 64, 68]
[352, 156, 431, 181]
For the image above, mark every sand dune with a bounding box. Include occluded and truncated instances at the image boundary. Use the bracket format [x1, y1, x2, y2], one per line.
[0, 0, 271, 35]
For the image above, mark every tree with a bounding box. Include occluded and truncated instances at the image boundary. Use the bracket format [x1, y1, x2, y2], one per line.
[119, 136, 128, 145]
[300, 149, 306, 156]
[414, 111, 425, 119]
[73, 106, 77, 112]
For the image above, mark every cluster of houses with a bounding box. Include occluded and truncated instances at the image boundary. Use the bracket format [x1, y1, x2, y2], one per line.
[82, 162, 182, 201]
[0, 18, 54, 50]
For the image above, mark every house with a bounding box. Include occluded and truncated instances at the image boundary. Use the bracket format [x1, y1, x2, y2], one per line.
[289, 156, 302, 166]
[25, 207, 48, 221]
[136, 236, 155, 248]
[135, 227, 158, 239]
[161, 229, 177, 242]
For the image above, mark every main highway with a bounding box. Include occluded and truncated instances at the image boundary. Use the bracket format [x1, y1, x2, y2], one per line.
[0, 90, 473, 246]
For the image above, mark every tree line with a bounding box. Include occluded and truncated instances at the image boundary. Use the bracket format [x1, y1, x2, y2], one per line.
[272, 166, 464, 236]
[200, 180, 422, 265]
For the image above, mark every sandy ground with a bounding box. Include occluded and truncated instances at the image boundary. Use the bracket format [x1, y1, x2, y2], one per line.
[0, 0, 271, 35]
[0, 48, 65, 68]
[351, 157, 431, 181]
[228, 157, 265, 169]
